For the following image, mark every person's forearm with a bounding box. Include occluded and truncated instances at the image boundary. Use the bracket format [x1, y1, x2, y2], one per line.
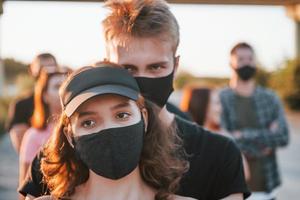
[221, 193, 243, 200]
[19, 161, 30, 191]
[25, 195, 36, 200]
[19, 193, 25, 200]
[9, 124, 28, 153]
[242, 128, 288, 148]
[232, 119, 288, 150]
[241, 155, 250, 181]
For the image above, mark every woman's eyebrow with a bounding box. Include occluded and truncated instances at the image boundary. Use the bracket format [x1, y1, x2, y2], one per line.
[77, 111, 96, 118]
[111, 102, 131, 110]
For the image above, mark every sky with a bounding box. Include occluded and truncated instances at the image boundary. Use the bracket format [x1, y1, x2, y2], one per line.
[0, 1, 296, 77]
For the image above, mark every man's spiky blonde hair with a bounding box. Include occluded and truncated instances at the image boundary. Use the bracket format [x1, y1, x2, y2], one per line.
[102, 0, 180, 53]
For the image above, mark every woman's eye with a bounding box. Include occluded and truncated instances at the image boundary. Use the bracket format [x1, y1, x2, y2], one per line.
[81, 120, 96, 128]
[116, 112, 131, 120]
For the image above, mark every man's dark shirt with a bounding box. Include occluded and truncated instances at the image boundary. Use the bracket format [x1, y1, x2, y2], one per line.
[19, 115, 250, 200]
[166, 102, 192, 121]
[175, 116, 250, 199]
[235, 94, 265, 192]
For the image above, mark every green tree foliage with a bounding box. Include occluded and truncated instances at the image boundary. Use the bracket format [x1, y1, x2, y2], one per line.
[0, 97, 11, 136]
[175, 63, 300, 111]
[15, 74, 35, 96]
[174, 71, 197, 89]
[174, 70, 228, 90]
[255, 67, 271, 87]
[3, 58, 28, 84]
[0, 58, 30, 136]
[270, 59, 300, 110]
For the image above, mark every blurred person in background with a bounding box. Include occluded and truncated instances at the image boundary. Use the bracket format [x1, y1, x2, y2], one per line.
[7, 53, 58, 153]
[180, 87, 221, 132]
[220, 42, 289, 200]
[19, 68, 69, 194]
[180, 87, 250, 181]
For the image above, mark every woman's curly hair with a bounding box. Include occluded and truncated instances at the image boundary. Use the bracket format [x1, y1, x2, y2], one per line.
[41, 66, 189, 200]
[41, 99, 189, 200]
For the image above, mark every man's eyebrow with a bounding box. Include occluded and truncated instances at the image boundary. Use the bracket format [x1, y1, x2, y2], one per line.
[147, 61, 168, 67]
[122, 61, 169, 69]
[122, 64, 138, 69]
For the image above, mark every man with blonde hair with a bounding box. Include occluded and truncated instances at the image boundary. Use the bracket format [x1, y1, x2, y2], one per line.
[102, 1, 249, 199]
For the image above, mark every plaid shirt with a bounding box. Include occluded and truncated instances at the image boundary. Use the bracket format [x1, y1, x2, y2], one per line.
[220, 86, 289, 192]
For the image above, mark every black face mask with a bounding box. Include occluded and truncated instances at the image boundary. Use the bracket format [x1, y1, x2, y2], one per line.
[235, 65, 256, 81]
[74, 120, 144, 180]
[135, 70, 174, 107]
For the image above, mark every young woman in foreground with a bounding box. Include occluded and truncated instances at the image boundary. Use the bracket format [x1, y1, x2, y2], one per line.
[36, 63, 192, 200]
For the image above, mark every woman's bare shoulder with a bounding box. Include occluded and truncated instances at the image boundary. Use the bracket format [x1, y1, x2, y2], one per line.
[173, 195, 197, 200]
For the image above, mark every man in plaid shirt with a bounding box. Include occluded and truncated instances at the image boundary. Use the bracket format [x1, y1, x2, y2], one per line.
[220, 42, 289, 200]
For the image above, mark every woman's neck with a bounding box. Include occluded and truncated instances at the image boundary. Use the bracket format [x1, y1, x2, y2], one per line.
[74, 166, 156, 200]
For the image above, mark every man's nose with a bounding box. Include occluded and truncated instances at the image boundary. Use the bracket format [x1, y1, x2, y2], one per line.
[134, 71, 148, 77]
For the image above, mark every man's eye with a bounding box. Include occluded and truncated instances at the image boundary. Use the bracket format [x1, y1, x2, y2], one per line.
[116, 112, 131, 120]
[150, 65, 163, 71]
[81, 120, 96, 128]
[124, 66, 136, 73]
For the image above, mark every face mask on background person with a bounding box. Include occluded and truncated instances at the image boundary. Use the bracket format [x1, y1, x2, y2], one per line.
[235, 65, 257, 81]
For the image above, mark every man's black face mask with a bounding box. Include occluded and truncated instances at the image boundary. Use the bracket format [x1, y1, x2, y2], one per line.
[135, 70, 174, 108]
[235, 65, 256, 81]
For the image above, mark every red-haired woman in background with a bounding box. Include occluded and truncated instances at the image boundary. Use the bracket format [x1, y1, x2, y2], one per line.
[19, 68, 69, 187]
[181, 87, 250, 181]
[180, 87, 221, 132]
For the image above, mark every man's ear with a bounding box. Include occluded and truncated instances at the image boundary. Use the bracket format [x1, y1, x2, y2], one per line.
[63, 125, 74, 148]
[174, 55, 180, 74]
[105, 44, 110, 61]
[27, 65, 33, 76]
[29, 60, 41, 79]
[141, 108, 148, 132]
[229, 60, 234, 69]
[229, 54, 237, 69]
